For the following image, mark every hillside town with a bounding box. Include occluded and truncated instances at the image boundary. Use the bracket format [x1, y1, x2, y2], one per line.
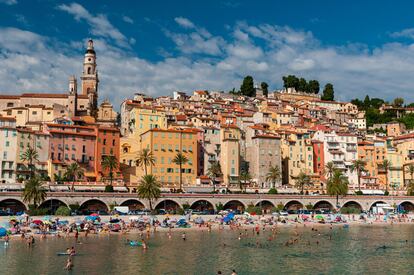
[0, 39, 413, 196]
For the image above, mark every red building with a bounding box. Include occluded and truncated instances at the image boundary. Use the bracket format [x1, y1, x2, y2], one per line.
[312, 140, 325, 181]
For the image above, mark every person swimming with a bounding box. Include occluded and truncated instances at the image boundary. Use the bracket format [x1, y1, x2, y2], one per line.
[181, 233, 186, 241]
[64, 257, 74, 270]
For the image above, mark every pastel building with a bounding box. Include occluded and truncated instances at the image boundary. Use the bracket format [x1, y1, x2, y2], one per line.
[139, 128, 199, 187]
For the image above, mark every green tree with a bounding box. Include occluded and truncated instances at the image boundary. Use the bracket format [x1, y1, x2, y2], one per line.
[350, 160, 366, 191]
[406, 164, 414, 187]
[282, 75, 299, 90]
[327, 170, 349, 207]
[266, 165, 281, 189]
[393, 97, 404, 107]
[295, 171, 310, 194]
[20, 146, 39, 178]
[239, 171, 252, 192]
[22, 177, 47, 208]
[207, 161, 222, 192]
[101, 155, 118, 186]
[379, 159, 392, 194]
[65, 162, 84, 192]
[240, 75, 255, 97]
[297, 77, 307, 92]
[172, 152, 189, 191]
[321, 83, 334, 100]
[260, 82, 269, 97]
[324, 162, 336, 181]
[136, 148, 155, 175]
[137, 175, 161, 211]
[363, 95, 371, 108]
[307, 80, 320, 94]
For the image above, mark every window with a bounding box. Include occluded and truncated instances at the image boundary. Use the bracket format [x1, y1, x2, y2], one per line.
[231, 167, 235, 174]
[161, 157, 164, 164]
[154, 144, 158, 151]
[112, 140, 115, 146]
[168, 157, 172, 164]
[103, 139, 106, 145]
[32, 111, 37, 115]
[5, 141, 9, 147]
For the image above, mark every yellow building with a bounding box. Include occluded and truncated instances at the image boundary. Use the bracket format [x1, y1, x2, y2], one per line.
[120, 105, 168, 170]
[392, 133, 414, 188]
[386, 147, 404, 190]
[139, 128, 199, 188]
[220, 125, 240, 186]
[278, 130, 315, 187]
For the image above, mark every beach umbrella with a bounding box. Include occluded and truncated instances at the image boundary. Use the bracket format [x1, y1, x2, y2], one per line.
[0, 227, 7, 237]
[90, 213, 99, 217]
[316, 215, 324, 220]
[32, 220, 43, 225]
[42, 216, 51, 221]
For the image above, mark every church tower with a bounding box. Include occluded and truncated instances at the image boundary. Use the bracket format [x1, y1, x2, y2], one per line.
[81, 39, 99, 117]
[68, 75, 78, 117]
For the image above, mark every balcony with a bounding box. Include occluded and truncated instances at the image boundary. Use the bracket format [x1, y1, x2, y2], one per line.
[346, 146, 357, 152]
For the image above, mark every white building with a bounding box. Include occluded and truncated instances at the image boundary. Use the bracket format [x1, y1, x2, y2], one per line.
[313, 131, 358, 187]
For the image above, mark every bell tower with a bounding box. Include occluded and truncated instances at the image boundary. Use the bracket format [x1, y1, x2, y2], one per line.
[81, 39, 99, 116]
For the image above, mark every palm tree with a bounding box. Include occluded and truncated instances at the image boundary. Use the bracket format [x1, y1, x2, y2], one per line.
[172, 152, 188, 191]
[350, 160, 366, 191]
[295, 171, 310, 194]
[136, 148, 155, 175]
[207, 161, 222, 192]
[266, 165, 281, 189]
[406, 164, 414, 187]
[327, 170, 349, 207]
[22, 177, 47, 208]
[20, 146, 39, 178]
[407, 180, 414, 196]
[137, 174, 161, 211]
[239, 171, 252, 192]
[102, 155, 118, 186]
[379, 159, 392, 194]
[324, 161, 335, 181]
[65, 163, 84, 192]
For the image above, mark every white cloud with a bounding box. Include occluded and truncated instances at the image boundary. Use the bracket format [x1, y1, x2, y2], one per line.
[174, 17, 195, 29]
[3, 21, 414, 110]
[390, 28, 414, 39]
[57, 2, 131, 48]
[0, 0, 17, 5]
[122, 15, 134, 24]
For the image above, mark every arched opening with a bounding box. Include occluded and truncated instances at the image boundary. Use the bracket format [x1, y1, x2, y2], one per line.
[39, 199, 68, 214]
[341, 201, 362, 212]
[87, 67, 92, 74]
[120, 199, 145, 211]
[0, 199, 26, 214]
[284, 200, 304, 211]
[255, 200, 275, 213]
[369, 201, 387, 211]
[155, 200, 181, 213]
[223, 200, 245, 212]
[399, 201, 414, 213]
[190, 200, 214, 213]
[79, 199, 108, 214]
[313, 201, 334, 210]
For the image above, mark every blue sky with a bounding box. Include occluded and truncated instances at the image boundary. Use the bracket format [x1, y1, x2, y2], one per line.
[2, 0, 414, 107]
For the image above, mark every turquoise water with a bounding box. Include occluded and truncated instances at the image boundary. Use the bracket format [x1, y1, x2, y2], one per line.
[1, 225, 414, 274]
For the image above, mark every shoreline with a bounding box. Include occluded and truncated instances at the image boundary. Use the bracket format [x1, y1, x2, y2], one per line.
[2, 213, 414, 242]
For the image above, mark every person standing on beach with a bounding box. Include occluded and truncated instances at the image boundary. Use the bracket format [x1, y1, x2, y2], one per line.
[182, 232, 186, 241]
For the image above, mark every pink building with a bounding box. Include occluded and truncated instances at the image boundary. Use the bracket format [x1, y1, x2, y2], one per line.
[46, 124, 97, 180]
